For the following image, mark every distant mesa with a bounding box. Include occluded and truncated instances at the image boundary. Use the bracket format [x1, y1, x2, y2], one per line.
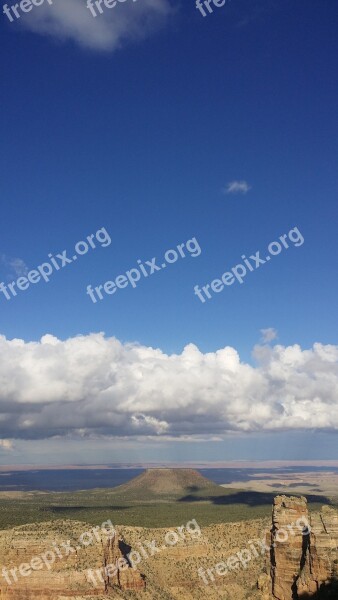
[114, 468, 220, 499]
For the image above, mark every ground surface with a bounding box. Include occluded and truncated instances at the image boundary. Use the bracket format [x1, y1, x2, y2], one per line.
[0, 468, 333, 530]
[221, 470, 338, 498]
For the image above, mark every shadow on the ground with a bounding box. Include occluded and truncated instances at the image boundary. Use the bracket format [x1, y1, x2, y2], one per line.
[298, 579, 338, 598]
[178, 491, 332, 507]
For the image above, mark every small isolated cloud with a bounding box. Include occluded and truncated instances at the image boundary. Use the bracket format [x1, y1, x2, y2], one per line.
[260, 328, 278, 343]
[17, 0, 174, 52]
[0, 255, 28, 278]
[0, 439, 14, 451]
[224, 180, 251, 195]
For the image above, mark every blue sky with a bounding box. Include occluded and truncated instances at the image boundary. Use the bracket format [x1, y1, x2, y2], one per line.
[0, 0, 337, 464]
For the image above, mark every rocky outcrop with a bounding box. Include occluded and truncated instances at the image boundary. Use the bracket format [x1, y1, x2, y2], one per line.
[260, 495, 338, 599]
[0, 521, 145, 599]
[270, 495, 310, 600]
[297, 505, 338, 597]
[0, 517, 269, 600]
[102, 532, 145, 591]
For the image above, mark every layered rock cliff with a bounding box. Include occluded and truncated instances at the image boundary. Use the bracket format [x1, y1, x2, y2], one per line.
[259, 495, 338, 600]
[0, 517, 268, 600]
[0, 520, 145, 599]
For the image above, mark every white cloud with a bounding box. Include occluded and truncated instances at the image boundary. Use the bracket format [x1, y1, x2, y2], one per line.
[260, 328, 278, 343]
[18, 0, 174, 52]
[0, 255, 28, 278]
[0, 439, 14, 451]
[0, 333, 338, 441]
[224, 180, 251, 194]
[131, 413, 169, 434]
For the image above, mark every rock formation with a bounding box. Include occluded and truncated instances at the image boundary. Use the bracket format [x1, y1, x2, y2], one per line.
[0, 517, 268, 600]
[0, 521, 145, 599]
[101, 531, 145, 592]
[259, 495, 338, 599]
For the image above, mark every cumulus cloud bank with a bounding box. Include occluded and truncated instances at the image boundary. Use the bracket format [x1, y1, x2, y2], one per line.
[19, 0, 173, 52]
[0, 333, 337, 442]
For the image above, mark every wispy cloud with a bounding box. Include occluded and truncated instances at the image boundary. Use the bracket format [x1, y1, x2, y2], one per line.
[260, 328, 278, 343]
[0, 255, 28, 278]
[223, 180, 251, 195]
[18, 0, 174, 52]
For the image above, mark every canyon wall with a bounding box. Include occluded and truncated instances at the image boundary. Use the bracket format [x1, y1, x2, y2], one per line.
[0, 521, 145, 599]
[259, 495, 338, 600]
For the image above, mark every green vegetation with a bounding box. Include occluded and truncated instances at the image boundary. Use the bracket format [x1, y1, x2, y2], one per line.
[0, 470, 334, 530]
[0, 492, 269, 530]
